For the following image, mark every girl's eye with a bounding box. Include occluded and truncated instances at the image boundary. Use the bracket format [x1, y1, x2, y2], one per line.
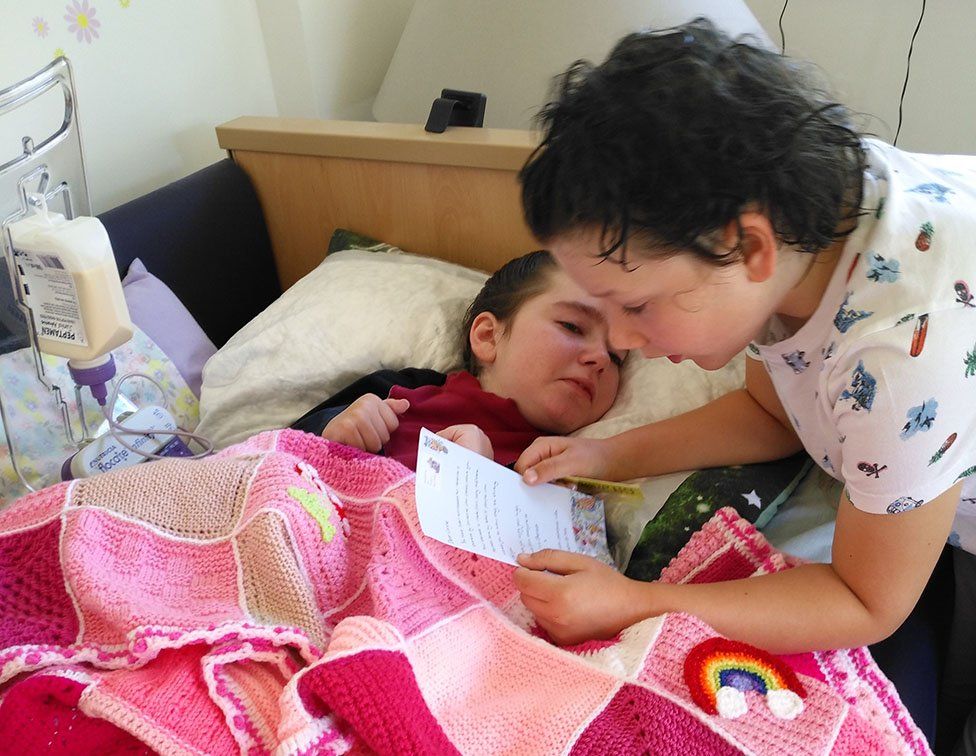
[609, 352, 624, 367]
[622, 303, 646, 316]
[558, 321, 583, 335]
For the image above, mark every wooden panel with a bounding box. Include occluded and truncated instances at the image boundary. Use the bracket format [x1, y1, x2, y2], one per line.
[233, 149, 540, 288]
[218, 117, 538, 171]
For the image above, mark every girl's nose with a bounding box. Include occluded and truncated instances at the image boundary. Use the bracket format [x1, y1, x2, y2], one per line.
[580, 342, 612, 371]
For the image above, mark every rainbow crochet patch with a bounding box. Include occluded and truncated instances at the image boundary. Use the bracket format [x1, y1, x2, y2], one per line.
[684, 637, 807, 720]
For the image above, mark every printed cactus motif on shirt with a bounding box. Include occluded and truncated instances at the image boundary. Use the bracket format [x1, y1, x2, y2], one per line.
[888, 496, 924, 514]
[901, 398, 939, 440]
[781, 350, 810, 374]
[965, 343, 976, 378]
[915, 222, 934, 251]
[866, 253, 900, 283]
[908, 183, 954, 203]
[839, 360, 877, 412]
[834, 293, 874, 334]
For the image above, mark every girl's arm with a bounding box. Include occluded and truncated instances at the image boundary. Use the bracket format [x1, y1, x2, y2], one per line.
[518, 358, 803, 483]
[515, 481, 961, 652]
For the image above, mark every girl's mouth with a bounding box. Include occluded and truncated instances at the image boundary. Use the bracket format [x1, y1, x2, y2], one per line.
[667, 354, 683, 364]
[562, 378, 594, 401]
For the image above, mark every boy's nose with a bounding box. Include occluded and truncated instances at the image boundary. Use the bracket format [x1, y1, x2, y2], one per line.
[607, 315, 647, 352]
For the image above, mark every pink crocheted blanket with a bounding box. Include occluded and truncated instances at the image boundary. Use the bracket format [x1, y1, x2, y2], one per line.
[0, 430, 929, 754]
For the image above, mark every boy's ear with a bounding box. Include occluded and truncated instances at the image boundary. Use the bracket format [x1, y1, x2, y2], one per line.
[469, 312, 502, 364]
[726, 212, 778, 283]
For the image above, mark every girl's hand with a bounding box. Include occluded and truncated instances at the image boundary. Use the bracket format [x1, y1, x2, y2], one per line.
[514, 550, 651, 645]
[437, 424, 494, 460]
[322, 394, 410, 452]
[514, 436, 614, 485]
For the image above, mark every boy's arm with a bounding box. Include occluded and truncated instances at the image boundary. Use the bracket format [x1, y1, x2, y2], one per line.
[517, 481, 961, 652]
[519, 357, 803, 483]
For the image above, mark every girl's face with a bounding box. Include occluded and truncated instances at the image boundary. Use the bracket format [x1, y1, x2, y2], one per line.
[547, 227, 786, 371]
[474, 268, 625, 434]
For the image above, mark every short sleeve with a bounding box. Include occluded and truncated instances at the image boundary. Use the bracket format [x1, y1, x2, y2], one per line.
[830, 308, 976, 514]
[748, 317, 795, 362]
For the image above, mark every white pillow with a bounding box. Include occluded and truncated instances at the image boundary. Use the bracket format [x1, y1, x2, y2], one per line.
[573, 352, 744, 440]
[198, 247, 488, 448]
[198, 243, 745, 449]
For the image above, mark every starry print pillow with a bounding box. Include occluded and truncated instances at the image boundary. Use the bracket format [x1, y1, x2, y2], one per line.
[617, 453, 812, 581]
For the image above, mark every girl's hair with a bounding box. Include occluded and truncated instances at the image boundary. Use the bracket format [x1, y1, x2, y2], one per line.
[461, 250, 557, 375]
[519, 17, 867, 266]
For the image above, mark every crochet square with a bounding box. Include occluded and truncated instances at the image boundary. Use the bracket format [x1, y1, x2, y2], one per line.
[61, 508, 245, 645]
[0, 518, 78, 647]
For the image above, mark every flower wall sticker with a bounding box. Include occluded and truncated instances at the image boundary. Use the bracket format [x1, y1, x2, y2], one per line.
[32, 17, 51, 37]
[65, 0, 101, 44]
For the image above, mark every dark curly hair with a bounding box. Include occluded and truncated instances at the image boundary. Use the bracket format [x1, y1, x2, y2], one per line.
[519, 17, 867, 265]
[461, 250, 557, 375]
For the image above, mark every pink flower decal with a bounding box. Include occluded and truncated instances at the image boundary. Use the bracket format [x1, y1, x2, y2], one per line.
[32, 17, 51, 38]
[64, 0, 101, 44]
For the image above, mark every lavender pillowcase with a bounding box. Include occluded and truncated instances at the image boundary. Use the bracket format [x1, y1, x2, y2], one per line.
[121, 258, 217, 396]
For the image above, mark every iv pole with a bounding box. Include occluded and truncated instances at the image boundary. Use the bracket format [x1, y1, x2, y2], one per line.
[0, 57, 93, 493]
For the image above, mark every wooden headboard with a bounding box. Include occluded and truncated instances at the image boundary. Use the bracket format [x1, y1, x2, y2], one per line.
[216, 117, 540, 289]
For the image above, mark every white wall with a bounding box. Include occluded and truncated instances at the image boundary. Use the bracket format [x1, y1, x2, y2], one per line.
[294, 0, 416, 121]
[0, 0, 418, 213]
[3, 1, 972, 215]
[746, 0, 976, 154]
[0, 0, 279, 213]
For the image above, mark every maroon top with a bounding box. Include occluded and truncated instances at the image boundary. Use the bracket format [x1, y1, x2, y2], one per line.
[384, 371, 542, 470]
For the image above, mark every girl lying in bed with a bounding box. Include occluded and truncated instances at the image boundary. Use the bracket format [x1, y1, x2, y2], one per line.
[290, 250, 626, 469]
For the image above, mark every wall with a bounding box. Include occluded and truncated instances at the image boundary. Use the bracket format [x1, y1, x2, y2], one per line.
[254, 0, 415, 121]
[0, 0, 418, 212]
[2, 1, 972, 214]
[0, 0, 279, 213]
[746, 0, 976, 154]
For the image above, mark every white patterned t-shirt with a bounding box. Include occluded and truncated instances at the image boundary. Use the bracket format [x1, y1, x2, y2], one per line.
[749, 138, 976, 554]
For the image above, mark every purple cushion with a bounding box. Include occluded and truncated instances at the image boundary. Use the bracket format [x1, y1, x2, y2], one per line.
[121, 258, 217, 396]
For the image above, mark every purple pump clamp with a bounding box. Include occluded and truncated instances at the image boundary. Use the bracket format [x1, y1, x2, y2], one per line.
[67, 354, 117, 406]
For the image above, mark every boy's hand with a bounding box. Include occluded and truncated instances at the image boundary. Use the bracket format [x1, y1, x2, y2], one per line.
[514, 550, 651, 645]
[515, 436, 614, 485]
[437, 424, 494, 460]
[322, 394, 410, 452]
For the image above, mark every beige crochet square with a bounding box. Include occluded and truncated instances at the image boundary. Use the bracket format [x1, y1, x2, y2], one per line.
[237, 510, 326, 646]
[71, 456, 257, 539]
